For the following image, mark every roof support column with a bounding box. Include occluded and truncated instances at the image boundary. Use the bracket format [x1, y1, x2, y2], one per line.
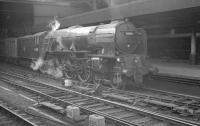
[108, 0, 116, 7]
[92, 0, 97, 10]
[190, 30, 197, 64]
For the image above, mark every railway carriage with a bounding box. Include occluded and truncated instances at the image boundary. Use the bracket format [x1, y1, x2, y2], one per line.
[0, 39, 6, 61]
[4, 38, 18, 64]
[17, 35, 37, 67]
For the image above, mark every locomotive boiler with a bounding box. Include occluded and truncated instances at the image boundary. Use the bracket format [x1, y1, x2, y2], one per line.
[38, 20, 151, 89]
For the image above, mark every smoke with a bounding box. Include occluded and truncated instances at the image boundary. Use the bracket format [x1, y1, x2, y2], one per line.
[46, 18, 61, 38]
[41, 66, 63, 78]
[30, 57, 44, 71]
[30, 52, 63, 78]
[49, 18, 60, 32]
[39, 59, 63, 78]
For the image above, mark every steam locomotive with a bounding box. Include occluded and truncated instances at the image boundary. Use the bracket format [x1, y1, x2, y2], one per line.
[0, 20, 154, 89]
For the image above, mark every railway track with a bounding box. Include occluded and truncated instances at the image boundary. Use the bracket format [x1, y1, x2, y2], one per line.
[1, 63, 200, 124]
[0, 70, 199, 126]
[2, 64, 200, 117]
[0, 98, 47, 126]
[67, 80, 200, 124]
[151, 74, 200, 86]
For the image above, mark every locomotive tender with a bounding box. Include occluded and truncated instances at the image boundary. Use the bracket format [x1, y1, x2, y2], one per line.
[0, 20, 153, 89]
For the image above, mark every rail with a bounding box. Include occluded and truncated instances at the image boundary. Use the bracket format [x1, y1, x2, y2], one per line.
[0, 71, 199, 126]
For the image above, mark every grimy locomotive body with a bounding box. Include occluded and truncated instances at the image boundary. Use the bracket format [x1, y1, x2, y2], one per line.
[1, 20, 155, 89]
[34, 20, 154, 89]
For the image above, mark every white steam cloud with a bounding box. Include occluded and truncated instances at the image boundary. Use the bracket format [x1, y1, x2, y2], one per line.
[41, 66, 63, 78]
[39, 59, 63, 78]
[30, 58, 44, 71]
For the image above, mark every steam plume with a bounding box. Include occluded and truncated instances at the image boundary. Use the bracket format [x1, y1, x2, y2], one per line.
[30, 58, 44, 71]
